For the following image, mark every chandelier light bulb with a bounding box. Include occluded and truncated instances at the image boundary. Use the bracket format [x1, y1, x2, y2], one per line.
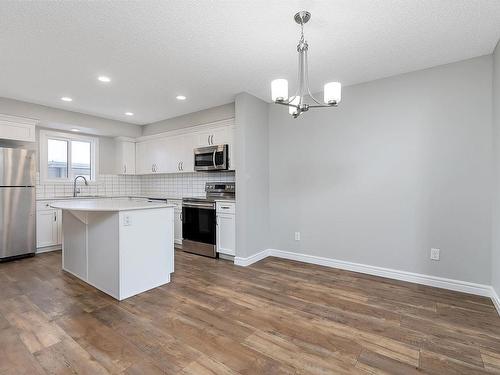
[271, 79, 288, 102]
[324, 82, 342, 105]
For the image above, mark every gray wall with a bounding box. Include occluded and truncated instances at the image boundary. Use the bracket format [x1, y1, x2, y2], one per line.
[235, 93, 269, 258]
[0, 97, 141, 137]
[35, 127, 117, 175]
[268, 55, 493, 284]
[142, 103, 234, 136]
[492, 41, 500, 293]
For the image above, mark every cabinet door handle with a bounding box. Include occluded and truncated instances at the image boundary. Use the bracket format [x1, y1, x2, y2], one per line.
[207, 135, 210, 145]
[221, 206, 230, 209]
[210, 135, 214, 145]
[180, 161, 183, 171]
[54, 212, 57, 222]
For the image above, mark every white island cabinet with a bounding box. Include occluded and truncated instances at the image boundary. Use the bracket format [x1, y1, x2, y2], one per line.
[50, 199, 175, 300]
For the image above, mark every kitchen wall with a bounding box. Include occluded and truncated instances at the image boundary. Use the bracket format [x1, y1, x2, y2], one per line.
[492, 41, 500, 296]
[235, 92, 269, 259]
[268, 55, 493, 285]
[36, 171, 235, 200]
[141, 171, 235, 198]
[36, 173, 142, 200]
[142, 103, 235, 136]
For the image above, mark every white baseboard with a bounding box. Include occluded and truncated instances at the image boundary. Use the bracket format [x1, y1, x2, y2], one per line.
[267, 249, 492, 297]
[36, 245, 62, 254]
[234, 248, 494, 302]
[234, 249, 269, 267]
[491, 287, 500, 315]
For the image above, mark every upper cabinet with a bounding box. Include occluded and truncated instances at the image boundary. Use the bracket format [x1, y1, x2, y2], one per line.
[196, 127, 231, 147]
[134, 118, 235, 175]
[115, 139, 136, 175]
[0, 114, 38, 142]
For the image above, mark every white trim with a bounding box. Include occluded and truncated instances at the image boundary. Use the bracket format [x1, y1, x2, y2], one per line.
[136, 117, 235, 142]
[39, 129, 99, 183]
[234, 248, 496, 306]
[491, 287, 500, 315]
[234, 249, 270, 267]
[267, 249, 492, 297]
[36, 245, 61, 254]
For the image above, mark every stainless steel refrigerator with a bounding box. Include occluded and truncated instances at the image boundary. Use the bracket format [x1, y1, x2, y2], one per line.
[0, 147, 36, 261]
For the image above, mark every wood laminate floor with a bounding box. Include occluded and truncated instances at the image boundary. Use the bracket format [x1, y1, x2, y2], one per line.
[1, 250, 500, 374]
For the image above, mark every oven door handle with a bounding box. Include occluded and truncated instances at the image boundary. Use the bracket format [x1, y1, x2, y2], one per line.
[212, 150, 217, 167]
[182, 203, 215, 209]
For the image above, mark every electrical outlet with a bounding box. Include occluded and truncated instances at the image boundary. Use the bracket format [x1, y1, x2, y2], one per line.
[295, 232, 300, 241]
[123, 215, 131, 226]
[430, 248, 440, 261]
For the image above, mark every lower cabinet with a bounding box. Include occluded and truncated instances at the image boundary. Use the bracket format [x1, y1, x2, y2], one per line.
[36, 201, 62, 250]
[216, 202, 235, 256]
[169, 199, 183, 245]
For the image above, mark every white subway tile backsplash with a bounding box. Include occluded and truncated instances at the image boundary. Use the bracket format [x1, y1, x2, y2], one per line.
[35, 171, 235, 200]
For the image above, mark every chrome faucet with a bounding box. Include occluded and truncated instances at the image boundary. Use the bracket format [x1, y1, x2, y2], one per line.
[73, 175, 88, 197]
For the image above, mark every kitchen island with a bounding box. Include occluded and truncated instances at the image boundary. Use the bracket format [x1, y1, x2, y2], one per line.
[50, 199, 174, 300]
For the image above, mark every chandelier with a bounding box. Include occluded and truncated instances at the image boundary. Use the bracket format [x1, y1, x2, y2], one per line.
[271, 11, 342, 118]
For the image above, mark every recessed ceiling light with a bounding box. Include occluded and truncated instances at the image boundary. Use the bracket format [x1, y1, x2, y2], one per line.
[176, 95, 186, 100]
[98, 76, 111, 83]
[125, 112, 134, 116]
[71, 128, 80, 132]
[61, 97, 73, 102]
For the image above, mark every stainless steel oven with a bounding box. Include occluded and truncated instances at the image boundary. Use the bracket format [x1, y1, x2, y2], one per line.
[194, 144, 228, 171]
[182, 199, 216, 257]
[182, 182, 235, 258]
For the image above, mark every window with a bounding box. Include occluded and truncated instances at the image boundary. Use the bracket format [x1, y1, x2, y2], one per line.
[40, 130, 98, 182]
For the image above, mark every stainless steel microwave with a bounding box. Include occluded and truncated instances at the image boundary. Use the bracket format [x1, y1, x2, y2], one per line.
[194, 144, 229, 171]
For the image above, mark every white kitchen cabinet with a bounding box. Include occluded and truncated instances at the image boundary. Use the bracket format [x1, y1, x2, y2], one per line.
[169, 199, 183, 245]
[135, 119, 236, 175]
[115, 139, 136, 175]
[196, 127, 230, 147]
[36, 202, 62, 249]
[0, 114, 37, 142]
[216, 202, 235, 256]
[136, 138, 169, 174]
[180, 134, 195, 173]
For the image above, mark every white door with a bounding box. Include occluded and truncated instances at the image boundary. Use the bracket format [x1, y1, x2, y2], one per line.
[136, 139, 166, 174]
[163, 136, 183, 173]
[116, 140, 136, 175]
[151, 137, 170, 173]
[174, 209, 182, 244]
[36, 209, 58, 248]
[196, 127, 229, 147]
[135, 141, 154, 174]
[121, 141, 136, 174]
[216, 213, 235, 256]
[181, 134, 195, 172]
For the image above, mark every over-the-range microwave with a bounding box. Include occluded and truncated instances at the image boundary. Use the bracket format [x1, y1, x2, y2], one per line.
[194, 144, 229, 171]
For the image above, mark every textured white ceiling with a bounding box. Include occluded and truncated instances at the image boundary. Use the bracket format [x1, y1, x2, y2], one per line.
[1, 0, 500, 125]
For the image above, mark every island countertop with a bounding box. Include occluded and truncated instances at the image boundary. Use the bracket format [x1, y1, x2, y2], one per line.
[50, 199, 174, 212]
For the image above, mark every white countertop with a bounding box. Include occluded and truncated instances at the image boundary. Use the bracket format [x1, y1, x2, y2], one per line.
[50, 199, 174, 212]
